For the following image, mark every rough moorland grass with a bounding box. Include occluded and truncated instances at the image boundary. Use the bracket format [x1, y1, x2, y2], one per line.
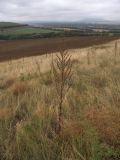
[0, 41, 120, 160]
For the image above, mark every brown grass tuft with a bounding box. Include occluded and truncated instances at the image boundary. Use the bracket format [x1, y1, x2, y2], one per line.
[5, 78, 15, 88]
[61, 119, 84, 139]
[85, 107, 120, 146]
[71, 59, 80, 65]
[11, 81, 29, 96]
[33, 106, 47, 119]
[0, 108, 11, 121]
[0, 78, 15, 90]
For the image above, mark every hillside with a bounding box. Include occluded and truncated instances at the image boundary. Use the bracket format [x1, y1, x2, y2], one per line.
[0, 22, 62, 40]
[0, 22, 27, 28]
[0, 40, 120, 160]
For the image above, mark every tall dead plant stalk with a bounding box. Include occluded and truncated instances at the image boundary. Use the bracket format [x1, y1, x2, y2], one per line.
[87, 49, 90, 65]
[52, 50, 72, 133]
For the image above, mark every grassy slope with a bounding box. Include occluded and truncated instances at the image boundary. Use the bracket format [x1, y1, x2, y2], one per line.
[0, 22, 25, 28]
[0, 40, 120, 160]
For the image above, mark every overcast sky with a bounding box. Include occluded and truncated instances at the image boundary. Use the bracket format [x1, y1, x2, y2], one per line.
[0, 0, 120, 22]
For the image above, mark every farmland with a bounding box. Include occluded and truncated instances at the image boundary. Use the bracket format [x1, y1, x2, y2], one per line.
[0, 22, 63, 40]
[0, 26, 62, 40]
[0, 36, 118, 62]
[0, 27, 60, 35]
[0, 22, 120, 40]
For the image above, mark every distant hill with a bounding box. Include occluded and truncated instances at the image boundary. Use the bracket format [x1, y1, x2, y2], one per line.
[0, 22, 28, 29]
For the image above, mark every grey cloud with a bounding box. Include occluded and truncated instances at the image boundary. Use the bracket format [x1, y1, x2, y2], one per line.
[0, 0, 120, 22]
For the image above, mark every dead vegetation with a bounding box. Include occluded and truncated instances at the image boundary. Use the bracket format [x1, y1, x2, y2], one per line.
[0, 40, 120, 160]
[52, 50, 72, 133]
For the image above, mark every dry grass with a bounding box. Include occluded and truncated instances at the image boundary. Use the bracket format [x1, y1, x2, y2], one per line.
[0, 39, 120, 160]
[61, 119, 84, 139]
[0, 108, 11, 121]
[85, 106, 120, 146]
[10, 81, 29, 96]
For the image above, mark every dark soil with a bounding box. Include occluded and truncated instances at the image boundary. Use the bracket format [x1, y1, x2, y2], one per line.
[0, 36, 117, 62]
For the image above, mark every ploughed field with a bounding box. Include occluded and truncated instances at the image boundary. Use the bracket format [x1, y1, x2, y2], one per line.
[0, 36, 117, 62]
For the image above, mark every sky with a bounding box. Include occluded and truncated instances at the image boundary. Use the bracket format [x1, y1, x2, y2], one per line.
[0, 0, 120, 22]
